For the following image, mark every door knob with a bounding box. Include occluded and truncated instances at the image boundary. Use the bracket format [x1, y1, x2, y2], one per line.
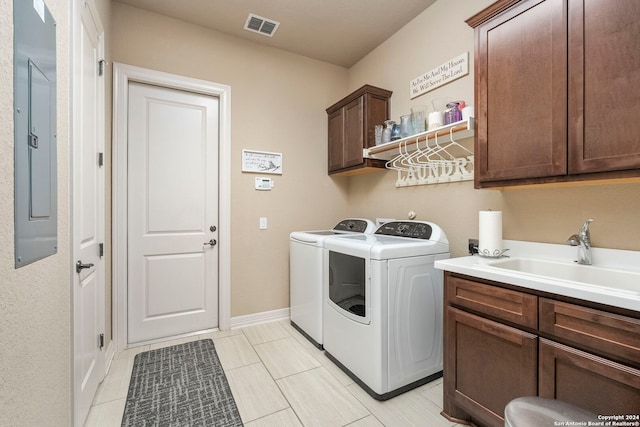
[76, 260, 94, 273]
[204, 239, 217, 247]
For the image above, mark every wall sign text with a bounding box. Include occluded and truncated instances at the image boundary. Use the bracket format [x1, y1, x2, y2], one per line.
[410, 52, 469, 99]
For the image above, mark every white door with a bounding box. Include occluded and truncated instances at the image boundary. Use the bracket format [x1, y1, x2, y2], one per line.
[72, 1, 105, 425]
[127, 82, 219, 344]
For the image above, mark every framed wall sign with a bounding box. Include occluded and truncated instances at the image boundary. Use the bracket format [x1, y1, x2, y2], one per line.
[241, 149, 282, 174]
[410, 52, 469, 99]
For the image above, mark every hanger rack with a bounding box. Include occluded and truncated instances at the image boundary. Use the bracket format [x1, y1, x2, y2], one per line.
[365, 118, 474, 187]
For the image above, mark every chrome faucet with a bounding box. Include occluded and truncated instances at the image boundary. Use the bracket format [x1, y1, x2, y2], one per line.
[566, 218, 594, 265]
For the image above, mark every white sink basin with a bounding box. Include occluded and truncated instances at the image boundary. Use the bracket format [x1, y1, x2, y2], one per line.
[485, 257, 640, 294]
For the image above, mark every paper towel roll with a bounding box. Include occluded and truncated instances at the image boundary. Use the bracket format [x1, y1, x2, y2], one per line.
[479, 210, 502, 256]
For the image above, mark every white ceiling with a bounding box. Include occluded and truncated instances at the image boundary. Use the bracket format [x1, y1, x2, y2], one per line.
[114, 0, 438, 68]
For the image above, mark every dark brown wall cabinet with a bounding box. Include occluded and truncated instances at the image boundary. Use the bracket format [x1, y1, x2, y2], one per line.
[467, 0, 640, 188]
[443, 272, 640, 427]
[326, 85, 392, 176]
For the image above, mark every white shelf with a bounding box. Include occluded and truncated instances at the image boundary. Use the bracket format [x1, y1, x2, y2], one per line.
[365, 118, 474, 161]
[365, 118, 475, 187]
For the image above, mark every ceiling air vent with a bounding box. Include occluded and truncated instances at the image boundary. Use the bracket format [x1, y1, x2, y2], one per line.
[244, 13, 280, 37]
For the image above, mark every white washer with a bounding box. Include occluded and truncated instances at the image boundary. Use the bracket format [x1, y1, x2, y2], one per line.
[323, 220, 450, 400]
[290, 218, 376, 348]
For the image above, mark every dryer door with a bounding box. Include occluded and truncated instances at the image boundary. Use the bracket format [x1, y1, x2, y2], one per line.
[327, 250, 370, 325]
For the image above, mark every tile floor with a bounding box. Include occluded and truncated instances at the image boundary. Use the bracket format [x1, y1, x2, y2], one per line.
[85, 319, 463, 427]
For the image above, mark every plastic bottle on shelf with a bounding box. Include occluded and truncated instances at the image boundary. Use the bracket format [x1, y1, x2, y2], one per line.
[444, 102, 463, 125]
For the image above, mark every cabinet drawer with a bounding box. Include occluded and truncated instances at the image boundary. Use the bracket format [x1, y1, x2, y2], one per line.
[446, 275, 538, 329]
[539, 298, 640, 367]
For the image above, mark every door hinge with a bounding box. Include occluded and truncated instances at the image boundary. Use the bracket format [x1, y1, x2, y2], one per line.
[99, 243, 104, 257]
[98, 59, 105, 76]
[98, 152, 104, 167]
[98, 333, 104, 349]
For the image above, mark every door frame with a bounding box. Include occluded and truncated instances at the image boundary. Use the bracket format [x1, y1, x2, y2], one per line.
[71, 0, 106, 425]
[112, 63, 231, 352]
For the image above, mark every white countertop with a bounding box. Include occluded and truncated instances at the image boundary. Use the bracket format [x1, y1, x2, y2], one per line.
[435, 240, 640, 313]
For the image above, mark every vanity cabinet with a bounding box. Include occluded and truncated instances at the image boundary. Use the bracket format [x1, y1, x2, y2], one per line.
[442, 272, 640, 427]
[326, 85, 391, 175]
[467, 0, 640, 188]
[444, 307, 537, 427]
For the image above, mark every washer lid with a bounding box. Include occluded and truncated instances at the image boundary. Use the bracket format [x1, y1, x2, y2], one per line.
[369, 236, 449, 259]
[290, 218, 376, 245]
[291, 229, 355, 245]
[324, 221, 449, 259]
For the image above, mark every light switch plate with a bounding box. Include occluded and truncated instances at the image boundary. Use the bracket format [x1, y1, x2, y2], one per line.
[259, 217, 268, 229]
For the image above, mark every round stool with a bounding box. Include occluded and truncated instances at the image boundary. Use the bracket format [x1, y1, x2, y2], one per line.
[504, 396, 599, 427]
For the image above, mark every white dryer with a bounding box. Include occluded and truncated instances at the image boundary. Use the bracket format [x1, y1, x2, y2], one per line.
[323, 221, 450, 400]
[290, 219, 376, 348]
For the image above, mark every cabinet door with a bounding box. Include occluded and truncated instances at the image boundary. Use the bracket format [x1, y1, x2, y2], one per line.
[363, 93, 389, 149]
[539, 339, 640, 415]
[476, 0, 567, 183]
[328, 108, 345, 172]
[344, 97, 364, 168]
[444, 307, 538, 427]
[568, 0, 640, 173]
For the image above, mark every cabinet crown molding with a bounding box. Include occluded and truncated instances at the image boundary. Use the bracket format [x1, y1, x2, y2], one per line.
[326, 84, 393, 114]
[466, 0, 522, 28]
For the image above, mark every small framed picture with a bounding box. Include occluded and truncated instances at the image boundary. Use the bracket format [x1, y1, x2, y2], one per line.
[241, 149, 282, 174]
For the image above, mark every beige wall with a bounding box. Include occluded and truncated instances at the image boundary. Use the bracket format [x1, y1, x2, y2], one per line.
[0, 0, 71, 425]
[111, 3, 352, 317]
[348, 0, 640, 257]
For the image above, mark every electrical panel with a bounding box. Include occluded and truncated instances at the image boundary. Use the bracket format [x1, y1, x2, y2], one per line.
[14, 0, 57, 267]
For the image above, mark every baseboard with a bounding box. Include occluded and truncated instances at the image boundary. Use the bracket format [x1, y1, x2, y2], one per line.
[103, 339, 115, 374]
[230, 307, 290, 329]
[116, 309, 289, 352]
